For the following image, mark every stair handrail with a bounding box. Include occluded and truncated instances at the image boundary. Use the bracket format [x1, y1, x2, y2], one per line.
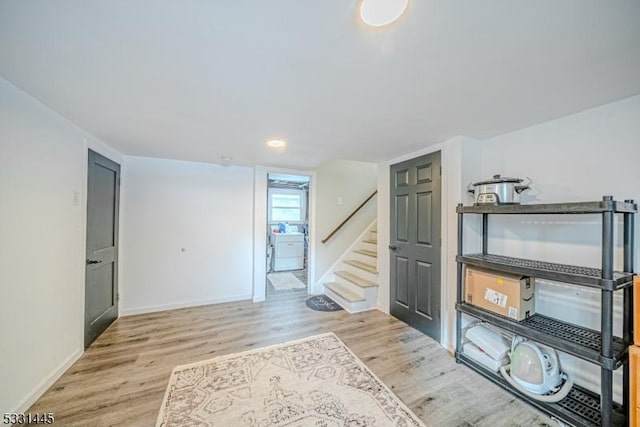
[321, 190, 377, 244]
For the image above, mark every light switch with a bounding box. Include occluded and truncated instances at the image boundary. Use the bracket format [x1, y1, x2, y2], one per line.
[337, 197, 343, 206]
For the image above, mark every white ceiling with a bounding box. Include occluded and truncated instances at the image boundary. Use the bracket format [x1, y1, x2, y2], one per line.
[1, 1, 639, 169]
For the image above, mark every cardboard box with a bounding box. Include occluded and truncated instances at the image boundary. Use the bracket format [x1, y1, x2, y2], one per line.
[630, 345, 639, 426]
[634, 276, 640, 345]
[465, 266, 535, 321]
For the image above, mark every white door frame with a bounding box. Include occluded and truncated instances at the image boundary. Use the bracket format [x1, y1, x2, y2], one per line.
[253, 166, 316, 302]
[377, 136, 481, 351]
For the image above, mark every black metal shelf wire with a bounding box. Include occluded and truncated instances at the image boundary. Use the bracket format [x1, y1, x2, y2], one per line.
[457, 303, 627, 369]
[456, 200, 637, 214]
[456, 354, 625, 427]
[457, 253, 633, 290]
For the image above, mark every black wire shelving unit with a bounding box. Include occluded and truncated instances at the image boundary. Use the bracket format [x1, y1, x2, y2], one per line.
[454, 197, 636, 427]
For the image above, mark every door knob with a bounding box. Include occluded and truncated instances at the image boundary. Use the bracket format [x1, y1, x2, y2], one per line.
[388, 245, 398, 251]
[86, 259, 102, 265]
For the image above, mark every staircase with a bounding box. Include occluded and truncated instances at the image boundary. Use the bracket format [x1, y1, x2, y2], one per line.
[323, 224, 379, 313]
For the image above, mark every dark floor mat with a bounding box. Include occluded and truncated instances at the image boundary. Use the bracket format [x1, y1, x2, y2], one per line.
[305, 295, 344, 312]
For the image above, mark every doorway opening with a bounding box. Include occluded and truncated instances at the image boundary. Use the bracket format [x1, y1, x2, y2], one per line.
[266, 173, 310, 297]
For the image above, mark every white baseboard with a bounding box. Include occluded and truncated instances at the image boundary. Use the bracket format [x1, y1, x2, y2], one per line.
[121, 294, 253, 316]
[14, 348, 83, 413]
[376, 302, 390, 314]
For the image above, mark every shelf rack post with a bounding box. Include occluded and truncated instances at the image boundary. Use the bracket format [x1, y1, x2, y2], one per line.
[601, 195, 615, 426]
[455, 204, 464, 358]
[622, 199, 635, 419]
[482, 213, 488, 255]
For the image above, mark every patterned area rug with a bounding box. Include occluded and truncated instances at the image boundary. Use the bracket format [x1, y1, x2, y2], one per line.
[267, 272, 306, 290]
[156, 333, 425, 427]
[305, 295, 344, 312]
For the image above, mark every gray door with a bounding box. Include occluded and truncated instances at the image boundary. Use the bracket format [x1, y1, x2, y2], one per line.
[85, 150, 120, 348]
[390, 151, 442, 341]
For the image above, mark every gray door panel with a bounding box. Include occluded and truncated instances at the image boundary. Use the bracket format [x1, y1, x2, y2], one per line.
[417, 192, 433, 245]
[85, 150, 120, 348]
[395, 194, 409, 242]
[394, 256, 410, 307]
[390, 151, 442, 341]
[416, 261, 433, 319]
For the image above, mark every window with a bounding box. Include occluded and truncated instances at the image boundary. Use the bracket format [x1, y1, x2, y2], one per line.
[269, 189, 305, 223]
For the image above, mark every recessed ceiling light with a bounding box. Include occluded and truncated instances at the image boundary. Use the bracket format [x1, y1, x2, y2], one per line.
[360, 0, 409, 27]
[266, 139, 287, 150]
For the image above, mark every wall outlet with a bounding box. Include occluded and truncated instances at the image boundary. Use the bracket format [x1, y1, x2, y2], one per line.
[337, 196, 343, 206]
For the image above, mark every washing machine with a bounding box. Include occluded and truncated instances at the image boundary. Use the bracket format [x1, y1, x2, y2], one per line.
[271, 232, 304, 271]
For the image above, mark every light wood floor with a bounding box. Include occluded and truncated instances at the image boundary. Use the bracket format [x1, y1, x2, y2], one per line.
[25, 289, 551, 426]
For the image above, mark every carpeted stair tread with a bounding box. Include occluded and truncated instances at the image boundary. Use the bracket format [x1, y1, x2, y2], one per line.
[324, 282, 365, 303]
[344, 259, 377, 274]
[335, 270, 378, 288]
[354, 249, 377, 258]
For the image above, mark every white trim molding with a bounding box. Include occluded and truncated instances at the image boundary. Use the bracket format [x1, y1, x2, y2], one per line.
[253, 166, 316, 302]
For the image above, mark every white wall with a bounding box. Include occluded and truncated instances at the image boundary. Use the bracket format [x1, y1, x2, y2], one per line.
[473, 94, 640, 403]
[120, 157, 254, 314]
[0, 77, 122, 413]
[313, 160, 377, 289]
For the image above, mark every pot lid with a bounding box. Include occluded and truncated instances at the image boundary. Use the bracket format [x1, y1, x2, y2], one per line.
[472, 174, 524, 185]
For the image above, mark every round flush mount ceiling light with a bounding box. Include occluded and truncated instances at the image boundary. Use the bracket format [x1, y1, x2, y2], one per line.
[266, 139, 287, 151]
[359, 0, 409, 27]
